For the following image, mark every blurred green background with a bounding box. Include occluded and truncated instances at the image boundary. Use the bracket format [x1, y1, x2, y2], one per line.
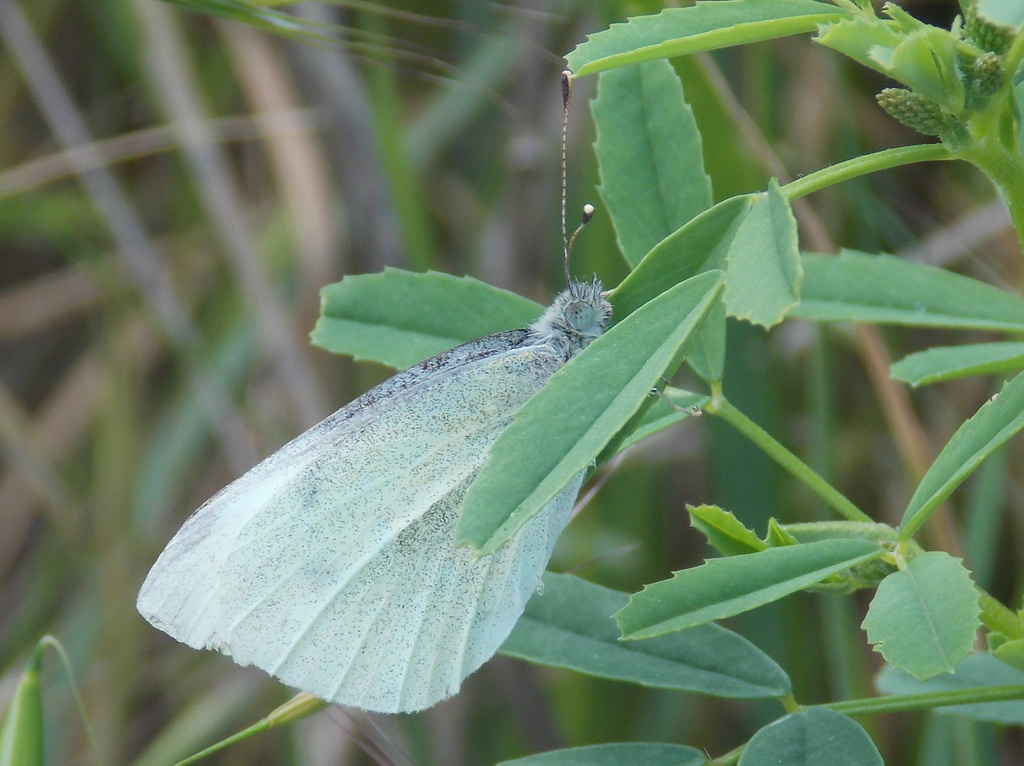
[1, 0, 1021, 763]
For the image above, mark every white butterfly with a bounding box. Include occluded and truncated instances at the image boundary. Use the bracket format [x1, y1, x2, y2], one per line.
[137, 278, 611, 713]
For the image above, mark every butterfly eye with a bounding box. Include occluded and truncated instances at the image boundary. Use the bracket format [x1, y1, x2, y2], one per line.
[565, 300, 597, 330]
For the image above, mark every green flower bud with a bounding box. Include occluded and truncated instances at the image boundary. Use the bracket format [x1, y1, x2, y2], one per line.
[876, 87, 950, 135]
[965, 7, 1014, 55]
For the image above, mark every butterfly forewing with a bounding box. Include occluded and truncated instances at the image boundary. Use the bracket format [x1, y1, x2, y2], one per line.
[137, 330, 579, 713]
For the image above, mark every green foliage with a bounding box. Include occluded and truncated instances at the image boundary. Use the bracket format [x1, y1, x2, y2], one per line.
[456, 271, 723, 553]
[615, 540, 883, 639]
[862, 552, 980, 679]
[502, 573, 791, 699]
[8, 0, 1024, 763]
[738, 707, 882, 766]
[498, 743, 707, 766]
[313, 269, 542, 369]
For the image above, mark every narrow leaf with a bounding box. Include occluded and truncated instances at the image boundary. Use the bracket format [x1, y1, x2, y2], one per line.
[877, 653, 1024, 723]
[793, 251, 1024, 331]
[0, 647, 43, 766]
[862, 552, 980, 679]
[501, 573, 791, 699]
[498, 743, 707, 766]
[457, 272, 724, 554]
[610, 195, 751, 319]
[616, 539, 883, 639]
[566, 0, 849, 76]
[593, 59, 712, 268]
[312, 269, 542, 369]
[738, 708, 882, 766]
[899, 370, 1024, 538]
[688, 504, 767, 556]
[891, 342, 1024, 387]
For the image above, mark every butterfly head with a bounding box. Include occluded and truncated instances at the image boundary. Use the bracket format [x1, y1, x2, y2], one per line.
[530, 278, 612, 359]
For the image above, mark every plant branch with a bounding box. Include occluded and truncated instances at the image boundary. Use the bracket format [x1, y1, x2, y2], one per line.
[780, 144, 956, 201]
[706, 394, 873, 523]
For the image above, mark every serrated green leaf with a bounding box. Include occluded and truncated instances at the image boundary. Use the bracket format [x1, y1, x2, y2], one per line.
[566, 0, 849, 76]
[498, 743, 707, 766]
[457, 272, 724, 554]
[877, 653, 1024, 722]
[688, 504, 767, 556]
[891, 342, 1024, 386]
[501, 573, 791, 698]
[899, 370, 1024, 538]
[876, 27, 964, 110]
[815, 15, 903, 72]
[311, 269, 542, 369]
[765, 518, 800, 547]
[793, 251, 1024, 331]
[738, 708, 882, 766]
[593, 59, 712, 268]
[991, 636, 1024, 671]
[616, 539, 883, 639]
[820, 14, 964, 111]
[610, 189, 800, 328]
[862, 552, 980, 679]
[722, 179, 802, 327]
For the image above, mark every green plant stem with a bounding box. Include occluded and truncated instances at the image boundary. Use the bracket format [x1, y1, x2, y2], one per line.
[780, 144, 955, 200]
[706, 395, 873, 523]
[959, 141, 1024, 256]
[827, 685, 1024, 716]
[172, 695, 329, 766]
[713, 683, 1024, 766]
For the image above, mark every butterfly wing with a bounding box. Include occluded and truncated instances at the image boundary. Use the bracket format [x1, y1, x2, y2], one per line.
[137, 330, 581, 712]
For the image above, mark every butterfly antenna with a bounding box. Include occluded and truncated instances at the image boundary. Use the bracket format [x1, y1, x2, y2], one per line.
[561, 69, 573, 288]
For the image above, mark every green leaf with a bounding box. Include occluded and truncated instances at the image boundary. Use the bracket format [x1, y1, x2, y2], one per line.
[311, 269, 542, 369]
[899, 370, 1024, 538]
[498, 743, 707, 766]
[611, 189, 801, 328]
[501, 573, 792, 698]
[616, 539, 883, 640]
[738, 708, 882, 766]
[862, 552, 980, 679]
[610, 195, 750, 319]
[877, 652, 1024, 723]
[0, 646, 43, 766]
[976, 0, 1024, 29]
[891, 342, 1024, 386]
[457, 272, 724, 554]
[687, 296, 727, 382]
[793, 251, 1024, 331]
[566, 0, 849, 76]
[722, 179, 802, 327]
[817, 16, 964, 110]
[991, 636, 1024, 672]
[687, 504, 768, 556]
[593, 59, 712, 268]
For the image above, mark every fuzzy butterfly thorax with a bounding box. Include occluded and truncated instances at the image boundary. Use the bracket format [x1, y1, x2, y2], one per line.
[528, 278, 611, 360]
